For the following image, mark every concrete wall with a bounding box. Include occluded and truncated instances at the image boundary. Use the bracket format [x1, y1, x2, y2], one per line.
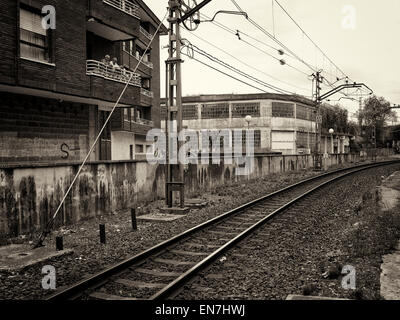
[0, 153, 366, 237]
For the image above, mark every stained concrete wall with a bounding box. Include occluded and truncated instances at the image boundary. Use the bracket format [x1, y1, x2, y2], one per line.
[0, 153, 362, 237]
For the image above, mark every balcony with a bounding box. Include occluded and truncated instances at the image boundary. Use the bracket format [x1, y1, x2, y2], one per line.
[87, 0, 140, 41]
[86, 60, 141, 86]
[103, 0, 140, 19]
[86, 60, 141, 104]
[138, 26, 153, 46]
[111, 109, 154, 135]
[140, 88, 153, 106]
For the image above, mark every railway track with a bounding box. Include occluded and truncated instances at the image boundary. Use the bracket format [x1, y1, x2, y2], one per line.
[46, 160, 400, 300]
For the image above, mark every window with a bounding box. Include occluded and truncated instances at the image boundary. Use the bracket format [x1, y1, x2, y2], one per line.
[232, 130, 261, 148]
[201, 103, 229, 119]
[160, 104, 167, 119]
[272, 102, 294, 118]
[20, 7, 51, 63]
[296, 132, 309, 148]
[130, 145, 134, 159]
[135, 144, 144, 154]
[183, 105, 198, 120]
[296, 104, 316, 121]
[232, 102, 260, 118]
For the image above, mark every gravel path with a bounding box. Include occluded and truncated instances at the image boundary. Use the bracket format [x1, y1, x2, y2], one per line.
[175, 164, 400, 300]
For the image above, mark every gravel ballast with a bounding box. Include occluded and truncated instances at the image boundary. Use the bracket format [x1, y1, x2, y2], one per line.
[0, 161, 395, 300]
[175, 164, 400, 300]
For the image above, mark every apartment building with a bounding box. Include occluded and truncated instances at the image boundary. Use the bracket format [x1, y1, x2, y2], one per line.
[0, 0, 167, 164]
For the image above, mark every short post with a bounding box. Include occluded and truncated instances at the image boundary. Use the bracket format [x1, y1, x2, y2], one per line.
[131, 208, 137, 231]
[56, 236, 63, 251]
[99, 224, 106, 244]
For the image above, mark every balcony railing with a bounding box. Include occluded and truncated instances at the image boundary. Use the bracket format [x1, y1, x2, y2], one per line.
[133, 54, 153, 69]
[86, 60, 141, 87]
[103, 0, 140, 19]
[141, 88, 154, 98]
[136, 118, 153, 126]
[140, 26, 153, 40]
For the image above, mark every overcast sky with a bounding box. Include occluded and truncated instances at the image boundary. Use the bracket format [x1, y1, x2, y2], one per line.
[145, 0, 400, 122]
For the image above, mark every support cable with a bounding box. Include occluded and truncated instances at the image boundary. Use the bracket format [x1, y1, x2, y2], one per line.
[33, 10, 169, 249]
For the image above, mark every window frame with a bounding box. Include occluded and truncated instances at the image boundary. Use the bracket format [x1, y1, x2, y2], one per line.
[19, 4, 53, 64]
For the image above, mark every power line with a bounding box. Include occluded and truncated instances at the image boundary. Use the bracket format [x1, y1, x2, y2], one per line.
[199, 13, 312, 77]
[33, 10, 169, 248]
[274, 0, 352, 82]
[187, 42, 298, 94]
[181, 52, 270, 93]
[183, 29, 310, 93]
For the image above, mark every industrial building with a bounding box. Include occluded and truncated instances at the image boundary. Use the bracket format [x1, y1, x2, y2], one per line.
[161, 93, 350, 155]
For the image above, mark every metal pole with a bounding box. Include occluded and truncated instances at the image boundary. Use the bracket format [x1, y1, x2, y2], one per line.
[314, 71, 322, 170]
[99, 224, 106, 244]
[131, 208, 137, 231]
[166, 0, 184, 208]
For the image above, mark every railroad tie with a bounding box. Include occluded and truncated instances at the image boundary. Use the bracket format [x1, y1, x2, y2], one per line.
[208, 230, 238, 236]
[153, 258, 196, 266]
[89, 292, 138, 300]
[134, 268, 181, 277]
[114, 279, 165, 289]
[185, 242, 220, 249]
[169, 249, 209, 256]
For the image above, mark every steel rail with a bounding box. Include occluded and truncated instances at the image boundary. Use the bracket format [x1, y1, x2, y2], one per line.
[46, 159, 400, 300]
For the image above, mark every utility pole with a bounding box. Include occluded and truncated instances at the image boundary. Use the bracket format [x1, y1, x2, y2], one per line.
[164, 0, 212, 210]
[358, 97, 363, 134]
[165, 0, 184, 209]
[313, 71, 323, 170]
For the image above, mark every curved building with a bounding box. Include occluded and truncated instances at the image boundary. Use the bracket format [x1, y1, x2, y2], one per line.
[161, 93, 318, 155]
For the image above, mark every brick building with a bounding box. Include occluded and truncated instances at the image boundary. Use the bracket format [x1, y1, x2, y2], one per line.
[161, 93, 351, 155]
[0, 0, 167, 164]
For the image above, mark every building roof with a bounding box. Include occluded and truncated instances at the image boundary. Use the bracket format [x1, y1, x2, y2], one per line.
[136, 0, 168, 35]
[162, 93, 316, 106]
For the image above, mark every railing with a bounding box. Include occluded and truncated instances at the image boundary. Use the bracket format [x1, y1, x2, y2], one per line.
[86, 60, 141, 87]
[103, 0, 140, 19]
[133, 54, 153, 69]
[141, 88, 154, 98]
[140, 26, 153, 40]
[136, 118, 153, 126]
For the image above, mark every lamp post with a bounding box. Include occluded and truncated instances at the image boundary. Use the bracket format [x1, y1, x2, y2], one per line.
[245, 115, 252, 130]
[329, 128, 334, 154]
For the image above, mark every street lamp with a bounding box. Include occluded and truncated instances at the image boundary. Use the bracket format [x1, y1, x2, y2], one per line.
[245, 115, 252, 129]
[329, 128, 334, 154]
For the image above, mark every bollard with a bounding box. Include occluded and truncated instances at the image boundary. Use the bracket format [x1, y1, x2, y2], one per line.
[131, 208, 137, 231]
[56, 236, 63, 251]
[99, 224, 106, 244]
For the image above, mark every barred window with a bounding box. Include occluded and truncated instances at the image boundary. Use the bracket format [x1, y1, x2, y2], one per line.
[232, 130, 261, 148]
[296, 104, 316, 121]
[296, 132, 309, 148]
[160, 104, 198, 120]
[183, 105, 198, 120]
[272, 102, 294, 118]
[160, 104, 167, 119]
[201, 103, 229, 119]
[232, 102, 260, 118]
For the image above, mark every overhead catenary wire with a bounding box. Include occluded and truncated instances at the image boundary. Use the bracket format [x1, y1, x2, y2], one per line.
[183, 40, 302, 95]
[33, 10, 169, 248]
[182, 29, 310, 93]
[181, 52, 270, 94]
[273, 0, 352, 83]
[199, 13, 311, 77]
[229, 1, 318, 74]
